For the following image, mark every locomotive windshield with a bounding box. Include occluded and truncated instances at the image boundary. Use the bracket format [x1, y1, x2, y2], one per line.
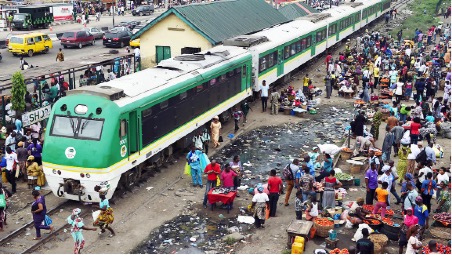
[50, 115, 104, 140]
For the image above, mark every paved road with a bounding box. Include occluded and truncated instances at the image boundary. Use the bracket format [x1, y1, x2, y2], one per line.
[0, 12, 158, 76]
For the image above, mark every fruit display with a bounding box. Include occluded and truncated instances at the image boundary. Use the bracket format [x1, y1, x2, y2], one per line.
[341, 147, 353, 152]
[314, 218, 334, 227]
[330, 248, 349, 254]
[433, 213, 451, 225]
[363, 219, 381, 225]
[381, 217, 394, 226]
[421, 243, 451, 254]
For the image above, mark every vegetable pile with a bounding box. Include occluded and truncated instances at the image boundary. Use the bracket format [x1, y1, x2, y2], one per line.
[330, 248, 349, 254]
[314, 218, 334, 227]
[335, 172, 353, 181]
[363, 205, 374, 212]
[363, 219, 381, 225]
[433, 213, 451, 225]
[381, 217, 394, 226]
[362, 206, 393, 217]
[421, 243, 451, 254]
[341, 147, 353, 153]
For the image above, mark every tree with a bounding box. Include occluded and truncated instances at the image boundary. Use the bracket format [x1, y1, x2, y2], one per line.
[11, 71, 26, 118]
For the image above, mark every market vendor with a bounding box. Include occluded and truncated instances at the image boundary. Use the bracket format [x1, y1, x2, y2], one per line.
[353, 136, 379, 156]
[399, 208, 419, 254]
[347, 197, 368, 225]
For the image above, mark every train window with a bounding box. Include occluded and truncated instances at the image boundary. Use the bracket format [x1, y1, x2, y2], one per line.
[220, 74, 227, 82]
[235, 67, 241, 74]
[284, 46, 290, 59]
[322, 30, 327, 40]
[242, 65, 247, 77]
[180, 91, 187, 100]
[290, 44, 296, 56]
[209, 78, 216, 86]
[160, 100, 168, 109]
[296, 42, 301, 53]
[142, 107, 152, 117]
[120, 119, 127, 137]
[316, 31, 321, 42]
[227, 70, 234, 77]
[306, 36, 311, 48]
[196, 84, 204, 92]
[78, 118, 104, 140]
[301, 39, 306, 50]
[268, 53, 274, 67]
[260, 57, 267, 72]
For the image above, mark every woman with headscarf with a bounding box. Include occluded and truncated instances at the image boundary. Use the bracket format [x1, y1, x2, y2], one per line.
[396, 143, 410, 183]
[210, 116, 222, 148]
[27, 138, 42, 166]
[67, 208, 97, 254]
[250, 184, 269, 229]
[398, 208, 419, 254]
[93, 187, 115, 237]
[435, 181, 450, 213]
[371, 107, 382, 140]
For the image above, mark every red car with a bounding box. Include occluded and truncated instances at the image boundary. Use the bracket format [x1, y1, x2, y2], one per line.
[60, 31, 95, 49]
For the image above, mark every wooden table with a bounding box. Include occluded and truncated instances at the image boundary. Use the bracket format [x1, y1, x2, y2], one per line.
[286, 220, 314, 248]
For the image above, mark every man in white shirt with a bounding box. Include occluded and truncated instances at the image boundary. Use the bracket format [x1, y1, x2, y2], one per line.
[5, 132, 16, 152]
[418, 161, 433, 189]
[405, 47, 411, 57]
[30, 123, 41, 139]
[378, 165, 394, 205]
[418, 63, 427, 76]
[4, 147, 18, 193]
[260, 80, 269, 112]
[134, 47, 140, 60]
[107, 69, 116, 81]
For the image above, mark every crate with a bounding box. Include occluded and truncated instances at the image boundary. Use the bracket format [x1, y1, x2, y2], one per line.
[325, 238, 338, 249]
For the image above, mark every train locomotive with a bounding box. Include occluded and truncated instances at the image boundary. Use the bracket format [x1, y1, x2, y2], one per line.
[42, 0, 390, 202]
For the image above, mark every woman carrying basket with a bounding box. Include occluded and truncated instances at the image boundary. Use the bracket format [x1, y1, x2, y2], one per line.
[93, 186, 115, 237]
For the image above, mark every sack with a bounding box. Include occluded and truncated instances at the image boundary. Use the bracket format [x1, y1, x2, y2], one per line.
[216, 176, 221, 187]
[1, 171, 8, 184]
[184, 163, 191, 176]
[283, 164, 294, 180]
[265, 205, 270, 220]
[15, 164, 20, 179]
[416, 148, 427, 163]
[218, 136, 223, 142]
[0, 194, 6, 209]
[44, 215, 52, 226]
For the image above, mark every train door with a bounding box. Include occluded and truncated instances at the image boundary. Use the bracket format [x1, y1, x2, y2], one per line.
[128, 111, 139, 154]
[311, 34, 316, 57]
[277, 48, 284, 76]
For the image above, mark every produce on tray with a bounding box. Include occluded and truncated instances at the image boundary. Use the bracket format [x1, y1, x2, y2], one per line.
[341, 147, 353, 152]
[363, 205, 374, 212]
[381, 217, 394, 226]
[421, 243, 451, 254]
[433, 213, 451, 224]
[335, 172, 353, 181]
[364, 219, 381, 225]
[330, 248, 349, 254]
[314, 218, 334, 226]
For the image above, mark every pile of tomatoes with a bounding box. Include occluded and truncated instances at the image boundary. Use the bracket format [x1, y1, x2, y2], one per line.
[329, 248, 349, 254]
[363, 219, 381, 225]
[421, 243, 451, 254]
[314, 218, 334, 227]
[381, 217, 394, 226]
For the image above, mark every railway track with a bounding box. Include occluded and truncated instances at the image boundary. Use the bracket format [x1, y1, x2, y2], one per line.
[0, 200, 89, 254]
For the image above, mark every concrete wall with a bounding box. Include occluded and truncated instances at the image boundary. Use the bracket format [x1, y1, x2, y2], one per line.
[140, 13, 213, 68]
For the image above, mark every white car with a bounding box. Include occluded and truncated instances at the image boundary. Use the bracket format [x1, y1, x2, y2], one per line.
[83, 27, 104, 40]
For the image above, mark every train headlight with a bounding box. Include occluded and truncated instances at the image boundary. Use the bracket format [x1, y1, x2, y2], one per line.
[57, 170, 61, 175]
[74, 104, 88, 115]
[86, 174, 91, 178]
[52, 169, 57, 174]
[80, 173, 85, 178]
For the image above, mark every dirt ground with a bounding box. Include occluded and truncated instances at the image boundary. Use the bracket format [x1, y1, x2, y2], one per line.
[1, 0, 450, 254]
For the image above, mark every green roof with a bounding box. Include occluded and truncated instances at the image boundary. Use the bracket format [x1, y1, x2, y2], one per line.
[132, 0, 290, 44]
[278, 2, 319, 20]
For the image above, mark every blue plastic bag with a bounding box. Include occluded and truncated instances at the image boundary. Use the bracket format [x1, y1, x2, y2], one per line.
[44, 215, 52, 226]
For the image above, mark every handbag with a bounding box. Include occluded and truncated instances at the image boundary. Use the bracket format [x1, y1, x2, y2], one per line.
[218, 136, 223, 142]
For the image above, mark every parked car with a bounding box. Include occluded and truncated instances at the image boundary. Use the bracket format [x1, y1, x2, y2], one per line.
[83, 27, 104, 40]
[60, 31, 95, 49]
[8, 32, 53, 57]
[132, 25, 144, 34]
[130, 38, 140, 48]
[117, 21, 141, 30]
[132, 5, 153, 16]
[103, 28, 132, 48]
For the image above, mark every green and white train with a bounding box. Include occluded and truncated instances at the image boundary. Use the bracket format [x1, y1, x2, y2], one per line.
[43, 0, 390, 202]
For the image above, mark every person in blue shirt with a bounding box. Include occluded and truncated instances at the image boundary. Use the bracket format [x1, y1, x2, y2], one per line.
[414, 196, 429, 240]
[186, 145, 204, 188]
[425, 112, 435, 123]
[304, 155, 315, 177]
[420, 172, 437, 212]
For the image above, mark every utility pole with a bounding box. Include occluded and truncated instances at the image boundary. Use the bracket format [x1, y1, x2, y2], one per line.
[112, 0, 115, 26]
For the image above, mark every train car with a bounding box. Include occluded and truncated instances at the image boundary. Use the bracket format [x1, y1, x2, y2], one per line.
[42, 46, 252, 202]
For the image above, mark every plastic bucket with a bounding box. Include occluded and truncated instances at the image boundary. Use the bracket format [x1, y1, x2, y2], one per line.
[329, 230, 337, 240]
[354, 178, 361, 186]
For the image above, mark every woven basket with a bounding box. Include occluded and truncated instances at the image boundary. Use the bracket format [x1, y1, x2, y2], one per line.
[340, 150, 352, 160]
[314, 220, 334, 237]
[374, 243, 382, 254]
[340, 179, 354, 188]
[369, 233, 388, 247]
[350, 164, 361, 174]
